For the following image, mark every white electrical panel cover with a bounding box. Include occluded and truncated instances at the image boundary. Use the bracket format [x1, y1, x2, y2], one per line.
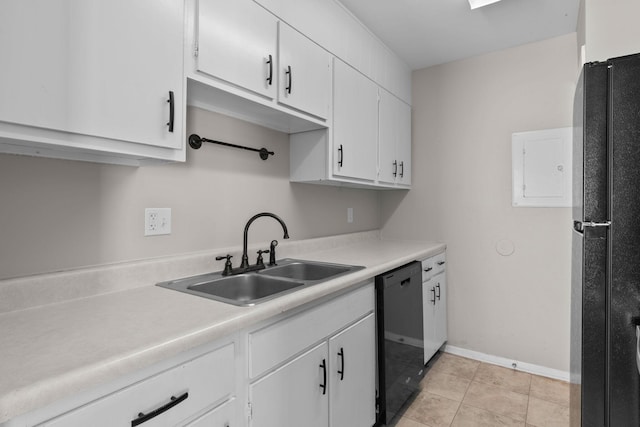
[512, 127, 572, 207]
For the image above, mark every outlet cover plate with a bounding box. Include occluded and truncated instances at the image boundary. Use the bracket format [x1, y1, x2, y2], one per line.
[145, 208, 172, 236]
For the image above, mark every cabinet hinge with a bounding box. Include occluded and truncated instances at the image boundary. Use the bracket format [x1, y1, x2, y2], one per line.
[194, 41, 199, 58]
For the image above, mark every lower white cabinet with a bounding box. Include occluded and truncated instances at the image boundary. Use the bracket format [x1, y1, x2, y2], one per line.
[421, 253, 448, 364]
[328, 314, 376, 427]
[248, 283, 376, 427]
[37, 343, 235, 427]
[6, 284, 378, 427]
[250, 343, 328, 427]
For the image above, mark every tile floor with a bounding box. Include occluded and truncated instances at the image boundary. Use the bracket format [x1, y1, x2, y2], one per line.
[390, 353, 570, 427]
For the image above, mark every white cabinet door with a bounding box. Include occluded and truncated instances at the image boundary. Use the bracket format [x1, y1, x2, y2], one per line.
[0, 0, 183, 150]
[197, 0, 277, 100]
[250, 342, 329, 427]
[332, 59, 378, 182]
[433, 271, 447, 348]
[422, 277, 439, 364]
[278, 23, 332, 119]
[395, 97, 412, 186]
[329, 314, 376, 427]
[379, 89, 411, 185]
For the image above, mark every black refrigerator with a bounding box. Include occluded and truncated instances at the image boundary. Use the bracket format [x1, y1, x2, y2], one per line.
[570, 52, 640, 427]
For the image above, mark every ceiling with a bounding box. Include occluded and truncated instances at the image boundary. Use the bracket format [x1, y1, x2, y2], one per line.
[338, 0, 581, 70]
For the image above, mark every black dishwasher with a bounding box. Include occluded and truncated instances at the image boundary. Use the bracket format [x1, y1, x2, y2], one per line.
[375, 261, 424, 426]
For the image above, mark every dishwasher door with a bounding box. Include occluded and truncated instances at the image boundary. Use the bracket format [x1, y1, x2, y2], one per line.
[376, 261, 424, 425]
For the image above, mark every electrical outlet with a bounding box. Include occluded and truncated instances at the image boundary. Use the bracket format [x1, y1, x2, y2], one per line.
[347, 207, 354, 223]
[145, 208, 172, 236]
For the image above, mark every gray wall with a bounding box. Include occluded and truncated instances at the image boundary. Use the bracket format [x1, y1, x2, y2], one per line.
[380, 33, 578, 372]
[0, 107, 380, 279]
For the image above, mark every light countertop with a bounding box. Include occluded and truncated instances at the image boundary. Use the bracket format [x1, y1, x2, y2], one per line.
[0, 232, 445, 424]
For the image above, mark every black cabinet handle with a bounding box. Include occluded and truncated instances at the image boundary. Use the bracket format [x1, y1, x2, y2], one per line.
[424, 267, 433, 272]
[266, 54, 273, 86]
[167, 91, 175, 133]
[437, 261, 446, 266]
[392, 160, 397, 177]
[338, 145, 343, 167]
[337, 348, 345, 381]
[131, 392, 188, 426]
[399, 161, 404, 178]
[430, 287, 436, 305]
[285, 65, 292, 94]
[319, 359, 327, 395]
[436, 283, 441, 300]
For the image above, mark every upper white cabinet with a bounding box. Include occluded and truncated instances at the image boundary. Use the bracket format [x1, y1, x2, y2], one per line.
[290, 59, 411, 189]
[278, 24, 332, 120]
[379, 89, 412, 186]
[253, 0, 412, 104]
[0, 0, 185, 165]
[187, 0, 329, 133]
[332, 59, 379, 182]
[197, 0, 278, 100]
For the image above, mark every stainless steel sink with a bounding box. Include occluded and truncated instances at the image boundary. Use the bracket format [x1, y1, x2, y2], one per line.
[188, 274, 304, 305]
[157, 259, 364, 306]
[259, 260, 352, 281]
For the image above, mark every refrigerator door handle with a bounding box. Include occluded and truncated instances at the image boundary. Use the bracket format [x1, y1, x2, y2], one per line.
[637, 326, 640, 375]
[573, 220, 611, 232]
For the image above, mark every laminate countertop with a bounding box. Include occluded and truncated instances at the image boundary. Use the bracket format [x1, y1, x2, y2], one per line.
[0, 231, 445, 424]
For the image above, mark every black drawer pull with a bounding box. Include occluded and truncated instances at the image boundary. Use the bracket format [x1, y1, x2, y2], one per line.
[131, 392, 189, 426]
[436, 283, 441, 300]
[430, 287, 436, 305]
[266, 54, 273, 86]
[399, 161, 404, 178]
[393, 160, 397, 177]
[338, 347, 345, 381]
[166, 91, 175, 133]
[285, 65, 292, 94]
[320, 359, 327, 395]
[424, 267, 433, 272]
[437, 261, 445, 266]
[338, 144, 343, 167]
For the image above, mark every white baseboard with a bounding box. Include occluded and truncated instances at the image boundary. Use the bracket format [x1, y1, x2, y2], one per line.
[443, 344, 570, 382]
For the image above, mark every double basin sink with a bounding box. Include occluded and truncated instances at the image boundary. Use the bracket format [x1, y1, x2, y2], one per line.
[157, 259, 364, 306]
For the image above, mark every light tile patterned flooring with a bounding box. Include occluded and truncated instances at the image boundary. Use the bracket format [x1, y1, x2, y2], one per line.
[390, 353, 570, 427]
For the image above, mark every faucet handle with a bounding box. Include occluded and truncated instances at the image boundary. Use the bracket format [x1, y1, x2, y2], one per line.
[269, 240, 278, 266]
[256, 249, 270, 266]
[215, 254, 233, 276]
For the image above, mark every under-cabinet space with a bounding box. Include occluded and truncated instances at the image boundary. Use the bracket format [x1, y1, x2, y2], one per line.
[0, 0, 185, 165]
